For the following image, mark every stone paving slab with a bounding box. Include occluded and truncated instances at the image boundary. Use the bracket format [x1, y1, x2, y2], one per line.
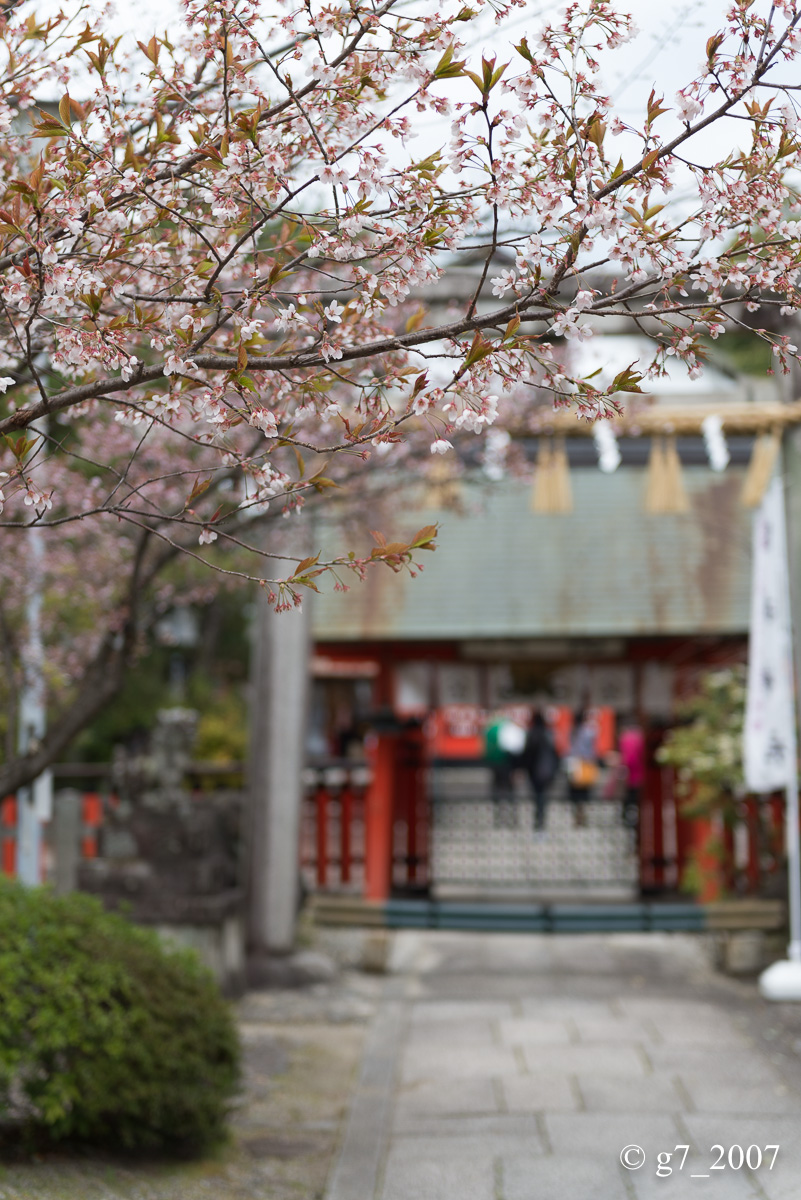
[520, 1042, 650, 1076]
[543, 1111, 682, 1157]
[496, 1016, 574, 1045]
[406, 1017, 499, 1045]
[394, 1077, 500, 1125]
[643, 1020, 754, 1047]
[380, 1143, 494, 1200]
[400, 1042, 520, 1084]
[518, 996, 626, 1018]
[645, 1045, 785, 1085]
[502, 1153, 628, 1200]
[500, 1072, 579, 1112]
[569, 1014, 659, 1043]
[679, 1077, 798, 1115]
[574, 1072, 688, 1113]
[616, 997, 728, 1020]
[392, 1119, 546, 1146]
[408, 1000, 515, 1022]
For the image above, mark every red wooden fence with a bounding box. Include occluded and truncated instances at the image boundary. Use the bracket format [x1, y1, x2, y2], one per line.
[300, 763, 369, 892]
[0, 770, 789, 904]
[639, 770, 788, 900]
[300, 740, 431, 897]
[1, 791, 108, 882]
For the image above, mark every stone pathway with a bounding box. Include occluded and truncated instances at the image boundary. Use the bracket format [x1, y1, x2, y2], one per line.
[326, 931, 801, 1200]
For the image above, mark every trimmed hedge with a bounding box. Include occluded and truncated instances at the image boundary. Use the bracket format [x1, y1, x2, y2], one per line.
[0, 879, 240, 1151]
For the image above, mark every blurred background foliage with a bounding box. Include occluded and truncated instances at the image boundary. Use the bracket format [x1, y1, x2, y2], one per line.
[656, 665, 746, 818]
[68, 591, 251, 765]
[714, 331, 775, 377]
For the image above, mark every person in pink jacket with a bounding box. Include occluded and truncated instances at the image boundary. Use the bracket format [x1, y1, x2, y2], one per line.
[619, 715, 645, 834]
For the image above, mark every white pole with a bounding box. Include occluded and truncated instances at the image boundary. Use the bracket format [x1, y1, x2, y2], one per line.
[760, 470, 801, 996]
[787, 769, 801, 963]
[17, 520, 48, 885]
[784, 467, 801, 963]
[16, 419, 52, 887]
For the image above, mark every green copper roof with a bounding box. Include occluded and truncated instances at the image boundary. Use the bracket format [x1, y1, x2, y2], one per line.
[311, 468, 751, 641]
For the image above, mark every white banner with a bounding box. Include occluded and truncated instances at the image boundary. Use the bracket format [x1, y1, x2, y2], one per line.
[743, 476, 798, 793]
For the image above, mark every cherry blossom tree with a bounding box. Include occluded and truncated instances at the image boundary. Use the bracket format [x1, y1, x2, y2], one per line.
[2, 0, 801, 792]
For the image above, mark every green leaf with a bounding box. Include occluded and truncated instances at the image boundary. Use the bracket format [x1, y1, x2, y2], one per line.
[3, 433, 38, 462]
[410, 524, 438, 550]
[503, 316, 520, 342]
[410, 151, 443, 178]
[646, 88, 669, 125]
[586, 116, 606, 149]
[489, 60, 508, 90]
[290, 553, 321, 579]
[31, 122, 69, 139]
[293, 576, 321, 592]
[611, 363, 645, 393]
[705, 32, 724, 65]
[515, 37, 533, 63]
[432, 44, 466, 80]
[137, 34, 159, 64]
[187, 476, 211, 503]
[464, 331, 494, 368]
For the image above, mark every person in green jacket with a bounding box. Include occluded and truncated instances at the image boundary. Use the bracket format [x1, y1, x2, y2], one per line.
[485, 712, 516, 827]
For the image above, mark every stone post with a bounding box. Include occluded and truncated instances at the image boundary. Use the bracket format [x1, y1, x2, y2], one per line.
[247, 583, 312, 960]
[52, 788, 81, 895]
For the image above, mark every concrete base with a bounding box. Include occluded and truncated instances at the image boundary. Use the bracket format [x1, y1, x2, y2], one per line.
[710, 929, 766, 975]
[247, 948, 338, 989]
[156, 914, 246, 996]
[758, 957, 801, 1001]
[361, 931, 390, 974]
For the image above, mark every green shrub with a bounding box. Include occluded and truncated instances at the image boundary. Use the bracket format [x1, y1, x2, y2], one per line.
[656, 665, 745, 816]
[0, 880, 240, 1152]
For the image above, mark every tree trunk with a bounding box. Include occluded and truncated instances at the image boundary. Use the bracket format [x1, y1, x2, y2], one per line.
[0, 636, 131, 797]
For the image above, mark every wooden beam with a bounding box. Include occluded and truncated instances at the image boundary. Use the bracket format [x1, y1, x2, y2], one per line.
[523, 400, 801, 437]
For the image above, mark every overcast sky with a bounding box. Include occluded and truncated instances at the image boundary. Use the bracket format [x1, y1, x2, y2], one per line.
[32, 0, 729, 121]
[27, 0, 763, 212]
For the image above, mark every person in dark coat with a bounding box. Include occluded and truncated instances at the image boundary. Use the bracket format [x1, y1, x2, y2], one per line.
[521, 710, 561, 831]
